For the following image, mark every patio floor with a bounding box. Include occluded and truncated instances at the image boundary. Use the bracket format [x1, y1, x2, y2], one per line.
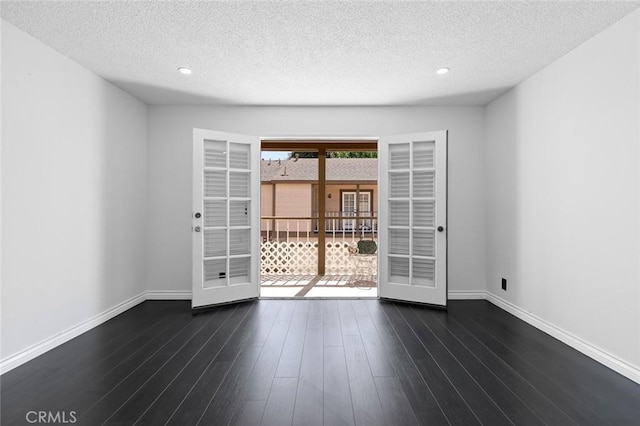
[260, 274, 378, 298]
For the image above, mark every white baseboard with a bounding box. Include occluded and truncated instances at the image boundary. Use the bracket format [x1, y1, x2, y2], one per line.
[0, 292, 147, 375]
[146, 290, 192, 300]
[448, 290, 486, 300]
[485, 291, 640, 385]
[1, 290, 192, 374]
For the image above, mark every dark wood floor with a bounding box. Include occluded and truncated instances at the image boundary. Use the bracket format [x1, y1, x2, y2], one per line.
[3, 300, 640, 425]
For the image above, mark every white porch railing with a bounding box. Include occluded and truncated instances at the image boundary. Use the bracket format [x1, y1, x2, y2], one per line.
[260, 216, 378, 275]
[320, 211, 377, 234]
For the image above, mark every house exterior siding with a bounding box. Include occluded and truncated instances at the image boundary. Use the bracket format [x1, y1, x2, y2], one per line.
[274, 183, 313, 218]
[261, 182, 378, 234]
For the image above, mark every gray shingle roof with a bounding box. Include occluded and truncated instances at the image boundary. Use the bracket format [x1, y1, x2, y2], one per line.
[260, 158, 378, 182]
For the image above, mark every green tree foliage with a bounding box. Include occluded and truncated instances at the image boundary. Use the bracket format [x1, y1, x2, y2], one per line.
[287, 152, 318, 158]
[287, 151, 377, 159]
[329, 151, 377, 158]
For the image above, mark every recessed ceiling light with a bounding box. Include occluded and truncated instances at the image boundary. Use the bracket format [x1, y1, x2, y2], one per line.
[436, 67, 450, 75]
[178, 67, 192, 75]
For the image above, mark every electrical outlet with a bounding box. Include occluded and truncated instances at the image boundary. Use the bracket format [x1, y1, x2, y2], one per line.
[501, 278, 507, 291]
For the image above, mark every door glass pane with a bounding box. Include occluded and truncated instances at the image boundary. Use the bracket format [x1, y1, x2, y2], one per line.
[413, 141, 434, 168]
[204, 140, 226, 168]
[358, 193, 370, 214]
[229, 257, 250, 284]
[204, 170, 226, 197]
[389, 228, 409, 255]
[359, 194, 372, 229]
[412, 259, 435, 287]
[229, 143, 250, 170]
[389, 172, 410, 198]
[389, 257, 409, 284]
[389, 200, 409, 226]
[204, 229, 226, 257]
[229, 229, 250, 255]
[204, 200, 226, 227]
[413, 229, 435, 257]
[229, 200, 250, 226]
[204, 258, 227, 288]
[343, 193, 355, 212]
[343, 193, 355, 230]
[413, 171, 435, 198]
[413, 200, 435, 227]
[229, 172, 250, 198]
[389, 143, 410, 170]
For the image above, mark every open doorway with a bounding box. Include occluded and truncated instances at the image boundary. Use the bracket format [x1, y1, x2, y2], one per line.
[259, 142, 378, 298]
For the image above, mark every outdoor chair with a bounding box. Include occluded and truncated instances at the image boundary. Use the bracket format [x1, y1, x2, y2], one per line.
[348, 240, 377, 286]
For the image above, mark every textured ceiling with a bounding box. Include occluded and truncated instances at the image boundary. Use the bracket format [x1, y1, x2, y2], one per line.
[2, 1, 639, 106]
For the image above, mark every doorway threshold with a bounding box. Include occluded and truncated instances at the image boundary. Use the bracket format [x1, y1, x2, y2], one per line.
[260, 274, 378, 298]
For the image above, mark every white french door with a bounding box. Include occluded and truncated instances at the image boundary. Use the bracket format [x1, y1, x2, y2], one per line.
[192, 129, 260, 308]
[378, 131, 448, 307]
[342, 191, 371, 230]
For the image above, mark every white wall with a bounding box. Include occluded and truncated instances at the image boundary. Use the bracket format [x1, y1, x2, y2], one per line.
[1, 22, 148, 360]
[147, 106, 486, 295]
[486, 10, 640, 370]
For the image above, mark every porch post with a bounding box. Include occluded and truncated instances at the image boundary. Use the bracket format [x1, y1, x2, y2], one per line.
[271, 183, 276, 238]
[318, 149, 326, 275]
[356, 184, 361, 233]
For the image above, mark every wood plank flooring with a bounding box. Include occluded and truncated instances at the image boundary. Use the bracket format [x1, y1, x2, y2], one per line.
[2, 299, 640, 425]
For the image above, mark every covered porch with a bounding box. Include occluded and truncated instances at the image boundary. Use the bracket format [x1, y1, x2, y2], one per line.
[260, 140, 379, 297]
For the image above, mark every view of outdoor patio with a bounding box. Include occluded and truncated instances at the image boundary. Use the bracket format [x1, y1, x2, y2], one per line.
[260, 155, 378, 297]
[259, 216, 378, 297]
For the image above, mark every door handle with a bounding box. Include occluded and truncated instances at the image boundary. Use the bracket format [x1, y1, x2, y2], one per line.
[195, 212, 201, 218]
[437, 226, 444, 232]
[194, 226, 201, 232]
